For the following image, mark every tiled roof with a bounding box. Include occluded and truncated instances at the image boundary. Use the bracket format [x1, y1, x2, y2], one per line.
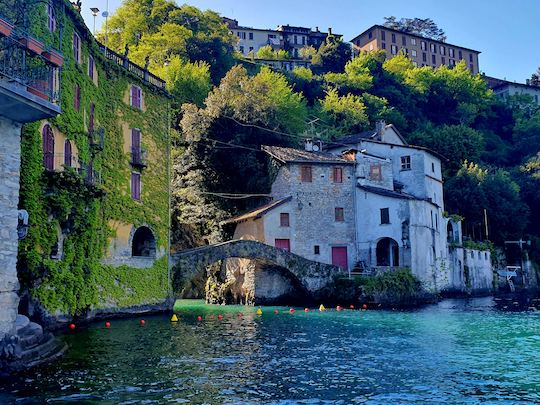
[222, 196, 292, 224]
[357, 185, 416, 200]
[262, 145, 352, 164]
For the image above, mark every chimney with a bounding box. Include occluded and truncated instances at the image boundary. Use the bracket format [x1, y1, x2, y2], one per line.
[328, 27, 332, 35]
[315, 26, 319, 32]
[526, 78, 530, 85]
[304, 138, 313, 151]
[375, 120, 386, 139]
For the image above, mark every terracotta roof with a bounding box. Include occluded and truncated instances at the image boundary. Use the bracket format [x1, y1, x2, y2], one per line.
[262, 145, 352, 164]
[222, 196, 292, 225]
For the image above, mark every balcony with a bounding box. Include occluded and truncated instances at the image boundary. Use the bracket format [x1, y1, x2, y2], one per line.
[89, 127, 104, 151]
[0, 16, 62, 123]
[78, 163, 102, 187]
[130, 147, 147, 169]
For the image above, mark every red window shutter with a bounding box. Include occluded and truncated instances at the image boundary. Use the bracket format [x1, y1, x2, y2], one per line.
[301, 166, 312, 182]
[333, 167, 343, 183]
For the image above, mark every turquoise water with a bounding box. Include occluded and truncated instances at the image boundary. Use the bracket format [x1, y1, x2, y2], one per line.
[2, 297, 540, 403]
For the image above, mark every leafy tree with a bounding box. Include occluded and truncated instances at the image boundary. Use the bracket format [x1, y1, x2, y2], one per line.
[531, 67, 540, 86]
[317, 88, 369, 138]
[383, 16, 446, 42]
[153, 56, 211, 107]
[299, 46, 317, 60]
[445, 162, 529, 244]
[256, 45, 289, 60]
[312, 36, 352, 74]
[512, 109, 540, 163]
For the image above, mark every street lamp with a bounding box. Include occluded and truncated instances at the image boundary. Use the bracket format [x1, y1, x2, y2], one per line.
[90, 7, 99, 36]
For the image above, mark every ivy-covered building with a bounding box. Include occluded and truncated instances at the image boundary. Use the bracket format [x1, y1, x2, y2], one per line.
[8, 0, 171, 321]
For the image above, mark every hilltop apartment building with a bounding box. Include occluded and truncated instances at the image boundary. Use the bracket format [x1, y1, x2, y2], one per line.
[225, 18, 341, 58]
[351, 25, 480, 74]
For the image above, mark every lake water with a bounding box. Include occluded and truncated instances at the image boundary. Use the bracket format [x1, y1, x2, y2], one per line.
[1, 297, 540, 404]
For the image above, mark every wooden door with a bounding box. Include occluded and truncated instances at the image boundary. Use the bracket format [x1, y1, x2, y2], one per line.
[332, 246, 348, 269]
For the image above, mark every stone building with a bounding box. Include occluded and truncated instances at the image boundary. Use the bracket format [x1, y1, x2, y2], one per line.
[5, 0, 171, 326]
[351, 25, 480, 74]
[229, 123, 493, 295]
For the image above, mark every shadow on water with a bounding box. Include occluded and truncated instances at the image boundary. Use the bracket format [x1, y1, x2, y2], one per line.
[2, 297, 540, 403]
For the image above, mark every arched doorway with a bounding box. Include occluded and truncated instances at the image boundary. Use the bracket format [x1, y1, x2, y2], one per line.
[42, 124, 54, 171]
[131, 226, 156, 257]
[376, 238, 399, 267]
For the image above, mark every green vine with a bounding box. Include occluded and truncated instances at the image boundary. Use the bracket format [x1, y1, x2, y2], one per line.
[18, 0, 170, 316]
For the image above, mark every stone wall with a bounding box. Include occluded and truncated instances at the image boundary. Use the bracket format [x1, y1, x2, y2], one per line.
[0, 118, 22, 338]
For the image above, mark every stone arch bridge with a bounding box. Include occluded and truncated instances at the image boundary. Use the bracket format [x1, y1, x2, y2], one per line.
[170, 239, 343, 296]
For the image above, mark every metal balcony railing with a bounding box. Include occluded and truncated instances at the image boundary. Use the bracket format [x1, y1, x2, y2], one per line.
[130, 147, 147, 168]
[0, 19, 62, 105]
[78, 163, 101, 186]
[43, 153, 79, 172]
[89, 127, 104, 151]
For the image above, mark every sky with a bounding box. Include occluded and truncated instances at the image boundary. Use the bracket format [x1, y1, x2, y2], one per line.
[81, 0, 540, 82]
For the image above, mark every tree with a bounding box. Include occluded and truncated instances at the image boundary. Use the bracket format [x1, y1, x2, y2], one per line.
[256, 45, 289, 60]
[531, 67, 540, 86]
[312, 36, 352, 74]
[383, 17, 446, 42]
[299, 46, 317, 60]
[317, 88, 369, 138]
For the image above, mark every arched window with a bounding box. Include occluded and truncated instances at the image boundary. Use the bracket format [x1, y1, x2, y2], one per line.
[376, 238, 399, 267]
[42, 124, 54, 171]
[132, 226, 156, 257]
[447, 222, 454, 243]
[64, 140, 72, 167]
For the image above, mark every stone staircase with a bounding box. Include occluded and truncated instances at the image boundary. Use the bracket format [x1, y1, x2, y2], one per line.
[0, 315, 67, 372]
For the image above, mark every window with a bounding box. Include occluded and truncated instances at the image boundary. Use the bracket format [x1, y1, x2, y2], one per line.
[435, 213, 439, 230]
[64, 140, 72, 167]
[391, 33, 396, 43]
[332, 167, 343, 183]
[73, 84, 80, 111]
[381, 31, 386, 41]
[88, 55, 94, 80]
[335, 207, 344, 222]
[370, 164, 382, 181]
[314, 245, 320, 255]
[280, 213, 290, 227]
[130, 85, 142, 109]
[47, 3, 56, 32]
[402, 36, 406, 46]
[432, 54, 436, 64]
[131, 128, 141, 163]
[391, 45, 398, 55]
[131, 172, 141, 201]
[421, 41, 427, 51]
[237, 31, 246, 39]
[459, 50, 463, 59]
[469, 63, 474, 71]
[302, 36, 306, 45]
[400, 155, 411, 170]
[248, 32, 253, 40]
[88, 103, 95, 134]
[73, 32, 81, 64]
[449, 48, 455, 58]
[411, 38, 416, 45]
[42, 125, 54, 171]
[440, 45, 446, 55]
[294, 35, 298, 44]
[239, 45, 244, 54]
[469, 53, 473, 62]
[485, 252, 488, 260]
[441, 57, 445, 65]
[275, 239, 290, 252]
[368, 31, 373, 39]
[432, 162, 435, 173]
[381, 42, 386, 49]
[301, 165, 312, 182]
[422, 52, 427, 62]
[431, 211, 434, 227]
[430, 43, 435, 52]
[380, 208, 390, 225]
[249, 46, 253, 52]
[411, 49, 417, 57]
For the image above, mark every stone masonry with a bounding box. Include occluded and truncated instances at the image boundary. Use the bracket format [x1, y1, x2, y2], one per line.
[0, 118, 22, 339]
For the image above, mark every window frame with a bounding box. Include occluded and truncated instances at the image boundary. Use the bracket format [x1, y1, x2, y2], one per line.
[280, 212, 290, 227]
[400, 155, 411, 170]
[335, 207, 344, 222]
[73, 32, 81, 64]
[130, 85, 143, 110]
[131, 171, 141, 201]
[370, 164, 382, 181]
[332, 166, 343, 183]
[380, 208, 390, 225]
[300, 165, 313, 182]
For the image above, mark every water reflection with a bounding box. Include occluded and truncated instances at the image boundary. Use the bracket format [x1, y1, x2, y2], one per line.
[2, 298, 540, 403]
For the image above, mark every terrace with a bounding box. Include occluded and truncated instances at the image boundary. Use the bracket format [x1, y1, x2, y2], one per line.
[0, 14, 62, 123]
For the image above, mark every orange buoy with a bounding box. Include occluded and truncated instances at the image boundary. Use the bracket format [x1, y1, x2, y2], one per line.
[139, 319, 146, 326]
[289, 308, 295, 313]
[217, 314, 223, 320]
[197, 316, 203, 321]
[337, 305, 342, 311]
[105, 321, 111, 328]
[362, 304, 368, 310]
[69, 323, 76, 330]
[304, 308, 309, 312]
[274, 310, 279, 315]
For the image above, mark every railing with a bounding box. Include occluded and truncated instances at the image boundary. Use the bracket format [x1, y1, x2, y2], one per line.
[0, 17, 62, 104]
[89, 127, 104, 150]
[43, 153, 79, 171]
[78, 163, 101, 186]
[130, 147, 147, 168]
[97, 42, 166, 90]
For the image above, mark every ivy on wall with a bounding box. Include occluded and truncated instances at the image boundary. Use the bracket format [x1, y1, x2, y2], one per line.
[18, 0, 170, 316]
